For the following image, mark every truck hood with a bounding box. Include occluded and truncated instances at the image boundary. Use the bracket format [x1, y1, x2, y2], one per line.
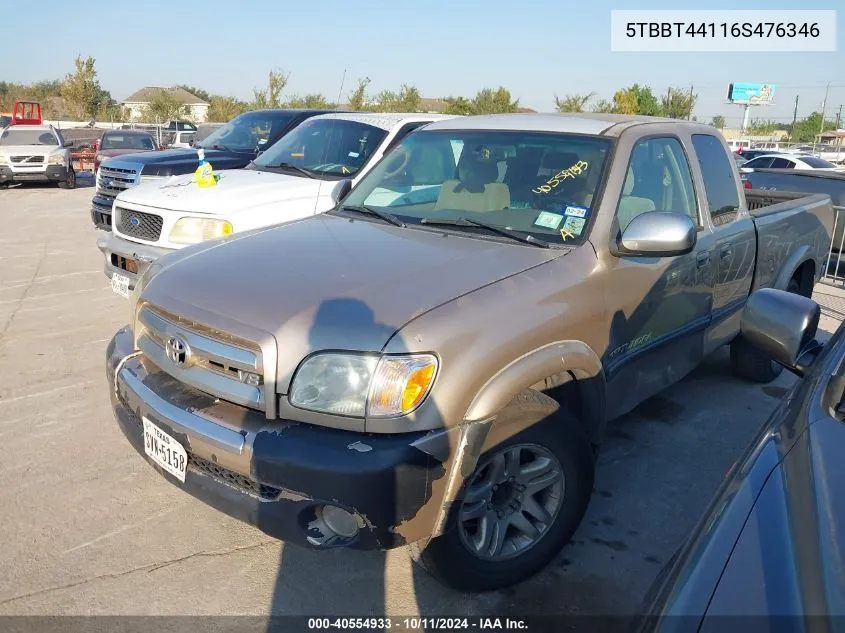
[142, 214, 566, 391]
[118, 168, 329, 215]
[105, 147, 255, 176]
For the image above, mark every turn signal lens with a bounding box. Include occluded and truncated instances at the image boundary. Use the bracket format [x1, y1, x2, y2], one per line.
[368, 355, 438, 418]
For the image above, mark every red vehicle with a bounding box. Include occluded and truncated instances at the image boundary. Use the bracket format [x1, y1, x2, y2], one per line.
[93, 130, 161, 172]
[10, 101, 42, 126]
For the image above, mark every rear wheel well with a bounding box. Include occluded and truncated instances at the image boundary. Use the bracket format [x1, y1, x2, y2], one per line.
[790, 260, 815, 298]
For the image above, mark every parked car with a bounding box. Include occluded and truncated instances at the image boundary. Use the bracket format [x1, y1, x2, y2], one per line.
[732, 152, 748, 166]
[94, 130, 160, 172]
[104, 113, 833, 591]
[735, 148, 784, 161]
[98, 112, 455, 296]
[638, 287, 842, 630]
[161, 129, 196, 149]
[741, 153, 845, 173]
[0, 124, 76, 188]
[749, 140, 784, 151]
[90, 108, 340, 231]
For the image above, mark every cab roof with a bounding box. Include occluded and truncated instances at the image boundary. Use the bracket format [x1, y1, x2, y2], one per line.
[306, 112, 458, 131]
[422, 112, 715, 137]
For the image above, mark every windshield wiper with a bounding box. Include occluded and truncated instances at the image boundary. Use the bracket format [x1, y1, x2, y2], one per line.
[341, 205, 406, 228]
[419, 217, 550, 248]
[272, 162, 317, 179]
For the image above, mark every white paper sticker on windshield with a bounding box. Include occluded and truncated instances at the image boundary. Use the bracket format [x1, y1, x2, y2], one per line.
[348, 151, 360, 158]
[564, 205, 588, 218]
[534, 211, 563, 229]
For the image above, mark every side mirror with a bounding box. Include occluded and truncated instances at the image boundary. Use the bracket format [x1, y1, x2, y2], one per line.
[617, 211, 697, 257]
[331, 179, 353, 205]
[63, 141, 73, 148]
[740, 288, 822, 376]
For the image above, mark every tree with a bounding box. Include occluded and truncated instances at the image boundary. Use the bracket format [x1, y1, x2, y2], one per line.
[626, 84, 662, 116]
[252, 69, 289, 109]
[141, 89, 187, 123]
[554, 93, 594, 113]
[612, 88, 639, 114]
[177, 85, 212, 104]
[60, 56, 105, 119]
[472, 87, 519, 114]
[370, 84, 422, 112]
[661, 87, 697, 119]
[710, 115, 726, 129]
[591, 99, 615, 113]
[790, 112, 837, 142]
[347, 77, 371, 110]
[747, 119, 778, 135]
[286, 94, 334, 109]
[443, 96, 474, 115]
[207, 95, 248, 122]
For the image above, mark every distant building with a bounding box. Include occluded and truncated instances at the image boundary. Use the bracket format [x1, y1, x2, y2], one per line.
[122, 87, 210, 123]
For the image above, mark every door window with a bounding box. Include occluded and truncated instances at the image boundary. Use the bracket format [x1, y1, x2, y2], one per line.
[616, 136, 698, 232]
[691, 134, 741, 227]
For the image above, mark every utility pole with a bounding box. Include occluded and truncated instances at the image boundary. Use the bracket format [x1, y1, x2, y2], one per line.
[837, 104, 843, 129]
[791, 94, 799, 137]
[820, 82, 830, 135]
[336, 68, 347, 107]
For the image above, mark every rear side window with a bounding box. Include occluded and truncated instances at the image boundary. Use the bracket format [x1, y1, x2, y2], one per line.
[769, 157, 794, 169]
[691, 134, 741, 227]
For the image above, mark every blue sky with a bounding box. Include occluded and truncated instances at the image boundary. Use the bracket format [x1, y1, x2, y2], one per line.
[1, 0, 842, 127]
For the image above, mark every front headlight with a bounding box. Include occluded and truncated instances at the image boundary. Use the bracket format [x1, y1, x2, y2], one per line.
[48, 153, 64, 165]
[289, 352, 438, 418]
[169, 217, 233, 245]
[0, 155, 9, 165]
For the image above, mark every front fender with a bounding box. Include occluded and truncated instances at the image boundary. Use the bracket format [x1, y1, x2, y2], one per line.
[464, 340, 606, 444]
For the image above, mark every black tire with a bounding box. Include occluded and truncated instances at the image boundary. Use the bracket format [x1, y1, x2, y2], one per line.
[730, 275, 802, 383]
[412, 391, 595, 592]
[58, 168, 76, 190]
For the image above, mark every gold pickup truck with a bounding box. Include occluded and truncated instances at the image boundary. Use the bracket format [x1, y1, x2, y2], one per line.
[105, 113, 834, 591]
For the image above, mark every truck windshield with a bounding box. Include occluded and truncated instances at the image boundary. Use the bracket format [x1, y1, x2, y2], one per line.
[101, 134, 156, 150]
[0, 128, 58, 146]
[253, 118, 388, 178]
[340, 130, 612, 245]
[197, 111, 296, 153]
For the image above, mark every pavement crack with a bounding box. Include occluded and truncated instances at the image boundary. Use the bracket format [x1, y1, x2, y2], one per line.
[0, 236, 49, 346]
[0, 540, 276, 606]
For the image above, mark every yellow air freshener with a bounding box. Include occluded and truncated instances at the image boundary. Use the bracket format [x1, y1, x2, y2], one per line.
[195, 148, 217, 187]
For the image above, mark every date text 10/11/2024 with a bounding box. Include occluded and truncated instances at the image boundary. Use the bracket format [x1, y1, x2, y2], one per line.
[307, 617, 529, 630]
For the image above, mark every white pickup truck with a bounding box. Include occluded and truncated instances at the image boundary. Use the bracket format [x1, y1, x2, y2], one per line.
[97, 112, 455, 297]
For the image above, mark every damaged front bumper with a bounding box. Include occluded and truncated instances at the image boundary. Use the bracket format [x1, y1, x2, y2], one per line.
[107, 327, 481, 550]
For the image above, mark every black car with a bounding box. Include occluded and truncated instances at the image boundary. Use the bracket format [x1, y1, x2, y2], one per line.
[639, 287, 844, 631]
[91, 108, 343, 231]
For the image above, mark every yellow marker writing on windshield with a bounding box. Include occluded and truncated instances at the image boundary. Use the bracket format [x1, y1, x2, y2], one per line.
[560, 227, 575, 241]
[533, 160, 589, 195]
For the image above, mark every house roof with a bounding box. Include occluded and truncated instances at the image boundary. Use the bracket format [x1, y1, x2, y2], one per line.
[122, 87, 210, 106]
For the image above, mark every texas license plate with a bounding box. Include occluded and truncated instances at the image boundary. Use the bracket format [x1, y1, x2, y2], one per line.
[142, 417, 187, 483]
[111, 272, 130, 298]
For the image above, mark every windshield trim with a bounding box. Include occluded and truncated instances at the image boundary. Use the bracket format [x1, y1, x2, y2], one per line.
[330, 128, 617, 248]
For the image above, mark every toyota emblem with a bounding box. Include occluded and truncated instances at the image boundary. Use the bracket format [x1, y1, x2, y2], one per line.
[165, 335, 190, 367]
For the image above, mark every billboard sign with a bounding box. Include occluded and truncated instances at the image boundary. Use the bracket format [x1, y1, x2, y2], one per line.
[727, 83, 776, 105]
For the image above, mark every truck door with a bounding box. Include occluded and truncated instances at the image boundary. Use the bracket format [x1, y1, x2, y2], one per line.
[690, 134, 756, 353]
[604, 135, 716, 420]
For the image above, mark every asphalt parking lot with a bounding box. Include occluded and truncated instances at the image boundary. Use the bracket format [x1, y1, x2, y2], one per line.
[1, 183, 843, 624]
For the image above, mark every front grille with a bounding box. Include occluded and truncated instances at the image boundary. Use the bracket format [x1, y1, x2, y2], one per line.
[123, 407, 281, 501]
[115, 207, 163, 241]
[97, 165, 138, 198]
[189, 454, 282, 501]
[10, 155, 44, 163]
[92, 210, 111, 230]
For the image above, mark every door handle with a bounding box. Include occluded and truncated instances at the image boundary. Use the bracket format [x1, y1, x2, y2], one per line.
[696, 252, 711, 269]
[720, 245, 733, 260]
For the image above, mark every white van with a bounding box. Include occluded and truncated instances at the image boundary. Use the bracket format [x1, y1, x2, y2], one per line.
[97, 112, 457, 296]
[726, 139, 752, 153]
